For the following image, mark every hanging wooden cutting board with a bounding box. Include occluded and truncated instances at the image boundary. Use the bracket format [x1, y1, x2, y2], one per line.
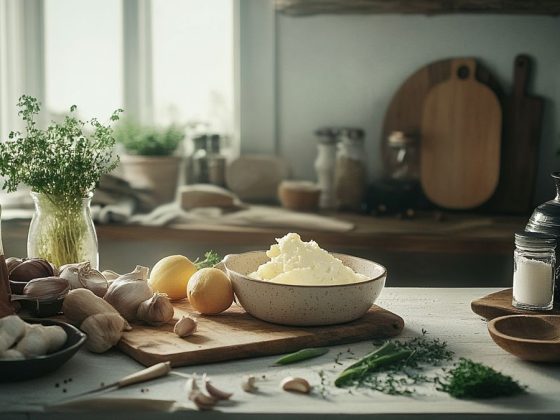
[118, 301, 404, 367]
[381, 58, 502, 179]
[487, 55, 544, 214]
[420, 58, 502, 209]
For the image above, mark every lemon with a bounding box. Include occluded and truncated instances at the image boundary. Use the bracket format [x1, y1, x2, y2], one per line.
[187, 268, 233, 315]
[149, 255, 197, 300]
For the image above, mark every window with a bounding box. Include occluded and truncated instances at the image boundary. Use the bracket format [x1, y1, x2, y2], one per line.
[44, 0, 123, 121]
[1, 0, 235, 138]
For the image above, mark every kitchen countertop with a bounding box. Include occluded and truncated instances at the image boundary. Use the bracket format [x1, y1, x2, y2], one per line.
[2, 287, 559, 419]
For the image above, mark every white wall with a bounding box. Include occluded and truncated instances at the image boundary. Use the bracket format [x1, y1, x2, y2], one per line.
[246, 11, 560, 206]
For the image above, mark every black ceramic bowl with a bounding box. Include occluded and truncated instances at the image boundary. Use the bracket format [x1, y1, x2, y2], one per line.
[0, 318, 86, 382]
[17, 296, 65, 317]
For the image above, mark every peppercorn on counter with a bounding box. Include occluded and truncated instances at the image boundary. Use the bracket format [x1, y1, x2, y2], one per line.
[1, 287, 560, 419]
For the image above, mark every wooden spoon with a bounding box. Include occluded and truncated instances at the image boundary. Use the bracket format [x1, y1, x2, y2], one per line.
[488, 315, 560, 362]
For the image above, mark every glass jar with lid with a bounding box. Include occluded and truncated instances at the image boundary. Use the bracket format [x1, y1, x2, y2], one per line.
[512, 232, 556, 311]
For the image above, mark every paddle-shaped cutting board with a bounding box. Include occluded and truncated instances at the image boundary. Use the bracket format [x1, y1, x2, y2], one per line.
[471, 288, 560, 321]
[118, 301, 404, 367]
[488, 55, 544, 214]
[421, 58, 502, 209]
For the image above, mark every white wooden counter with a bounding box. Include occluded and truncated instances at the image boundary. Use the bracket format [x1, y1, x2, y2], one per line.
[1, 288, 559, 419]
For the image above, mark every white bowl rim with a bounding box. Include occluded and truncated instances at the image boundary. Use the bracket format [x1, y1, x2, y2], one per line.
[223, 250, 387, 289]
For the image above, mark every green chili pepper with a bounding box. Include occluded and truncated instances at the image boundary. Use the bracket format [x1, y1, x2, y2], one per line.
[273, 347, 329, 365]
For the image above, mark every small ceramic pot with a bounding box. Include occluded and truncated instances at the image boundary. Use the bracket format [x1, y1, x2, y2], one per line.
[223, 251, 386, 326]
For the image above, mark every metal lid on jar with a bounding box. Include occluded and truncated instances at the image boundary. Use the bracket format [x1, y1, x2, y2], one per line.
[515, 231, 556, 249]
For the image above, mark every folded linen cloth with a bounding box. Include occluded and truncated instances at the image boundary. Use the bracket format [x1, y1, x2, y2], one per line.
[131, 203, 354, 232]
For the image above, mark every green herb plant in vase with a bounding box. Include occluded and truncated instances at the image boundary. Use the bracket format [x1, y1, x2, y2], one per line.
[0, 95, 122, 269]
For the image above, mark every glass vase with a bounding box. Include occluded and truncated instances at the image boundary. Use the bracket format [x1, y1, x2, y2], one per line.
[27, 192, 99, 269]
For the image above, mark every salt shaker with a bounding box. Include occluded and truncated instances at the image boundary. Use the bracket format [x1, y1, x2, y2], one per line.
[512, 232, 556, 311]
[314, 128, 338, 209]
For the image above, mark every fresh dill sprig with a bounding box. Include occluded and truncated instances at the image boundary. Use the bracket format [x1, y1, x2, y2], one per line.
[195, 251, 221, 269]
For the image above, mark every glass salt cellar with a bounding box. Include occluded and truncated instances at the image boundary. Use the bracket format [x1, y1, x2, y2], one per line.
[512, 232, 556, 311]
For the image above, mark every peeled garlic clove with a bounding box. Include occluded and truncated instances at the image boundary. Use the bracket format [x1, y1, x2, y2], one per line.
[0, 349, 25, 360]
[203, 375, 233, 400]
[15, 325, 50, 357]
[104, 266, 153, 321]
[281, 377, 311, 394]
[23, 277, 70, 301]
[174, 315, 197, 337]
[80, 313, 127, 353]
[43, 325, 67, 353]
[137, 293, 174, 326]
[241, 375, 257, 393]
[9, 258, 57, 282]
[63, 288, 124, 326]
[185, 374, 199, 393]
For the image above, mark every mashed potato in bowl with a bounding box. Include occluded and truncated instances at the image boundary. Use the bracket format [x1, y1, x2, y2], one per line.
[249, 233, 368, 285]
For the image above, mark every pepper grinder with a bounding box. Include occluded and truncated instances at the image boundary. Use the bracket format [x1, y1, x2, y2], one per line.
[314, 128, 338, 209]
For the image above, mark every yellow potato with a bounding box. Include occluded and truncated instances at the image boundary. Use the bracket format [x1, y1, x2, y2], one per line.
[149, 255, 197, 300]
[187, 268, 233, 315]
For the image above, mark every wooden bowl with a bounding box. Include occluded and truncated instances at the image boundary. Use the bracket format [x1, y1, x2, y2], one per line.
[488, 314, 560, 362]
[223, 251, 386, 326]
[278, 181, 321, 212]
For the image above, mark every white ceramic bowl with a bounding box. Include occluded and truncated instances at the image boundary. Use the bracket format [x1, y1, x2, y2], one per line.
[223, 251, 386, 326]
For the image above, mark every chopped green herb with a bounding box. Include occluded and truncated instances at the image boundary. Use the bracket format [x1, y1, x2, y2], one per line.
[437, 358, 526, 399]
[195, 251, 221, 269]
[274, 347, 329, 365]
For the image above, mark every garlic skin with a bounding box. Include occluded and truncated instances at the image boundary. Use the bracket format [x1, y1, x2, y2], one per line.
[104, 266, 152, 321]
[63, 288, 127, 327]
[9, 258, 58, 283]
[22, 277, 70, 301]
[80, 313, 127, 353]
[174, 316, 197, 337]
[59, 261, 108, 297]
[136, 293, 174, 326]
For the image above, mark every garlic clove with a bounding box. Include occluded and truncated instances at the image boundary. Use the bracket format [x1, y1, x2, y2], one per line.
[103, 266, 153, 321]
[137, 293, 174, 326]
[174, 315, 197, 337]
[203, 375, 233, 400]
[0, 349, 25, 360]
[59, 261, 108, 297]
[281, 377, 311, 394]
[80, 313, 127, 353]
[241, 375, 257, 393]
[101, 270, 121, 282]
[15, 325, 50, 357]
[22, 277, 70, 301]
[190, 390, 217, 410]
[9, 258, 57, 282]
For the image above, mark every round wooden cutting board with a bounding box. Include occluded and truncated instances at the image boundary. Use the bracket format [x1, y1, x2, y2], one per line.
[420, 58, 501, 209]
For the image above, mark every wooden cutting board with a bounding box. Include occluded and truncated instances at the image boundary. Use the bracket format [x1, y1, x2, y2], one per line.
[420, 58, 502, 209]
[471, 288, 560, 321]
[487, 55, 544, 214]
[381, 58, 501, 180]
[118, 301, 404, 367]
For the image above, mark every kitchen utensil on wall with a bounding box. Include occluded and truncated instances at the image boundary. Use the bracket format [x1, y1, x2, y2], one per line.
[420, 58, 502, 209]
[381, 58, 502, 181]
[488, 55, 544, 214]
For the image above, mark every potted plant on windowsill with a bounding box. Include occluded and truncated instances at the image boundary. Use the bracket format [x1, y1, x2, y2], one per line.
[0, 95, 121, 269]
[114, 119, 184, 208]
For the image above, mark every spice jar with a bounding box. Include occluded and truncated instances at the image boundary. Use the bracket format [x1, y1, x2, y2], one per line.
[334, 128, 366, 211]
[207, 134, 226, 187]
[512, 232, 556, 311]
[314, 128, 338, 210]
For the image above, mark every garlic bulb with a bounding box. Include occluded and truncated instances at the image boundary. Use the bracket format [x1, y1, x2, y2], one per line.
[63, 288, 126, 327]
[80, 313, 127, 353]
[5, 257, 24, 273]
[137, 293, 174, 326]
[101, 270, 121, 282]
[23, 277, 70, 301]
[59, 261, 108, 297]
[104, 266, 152, 321]
[8, 258, 58, 282]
